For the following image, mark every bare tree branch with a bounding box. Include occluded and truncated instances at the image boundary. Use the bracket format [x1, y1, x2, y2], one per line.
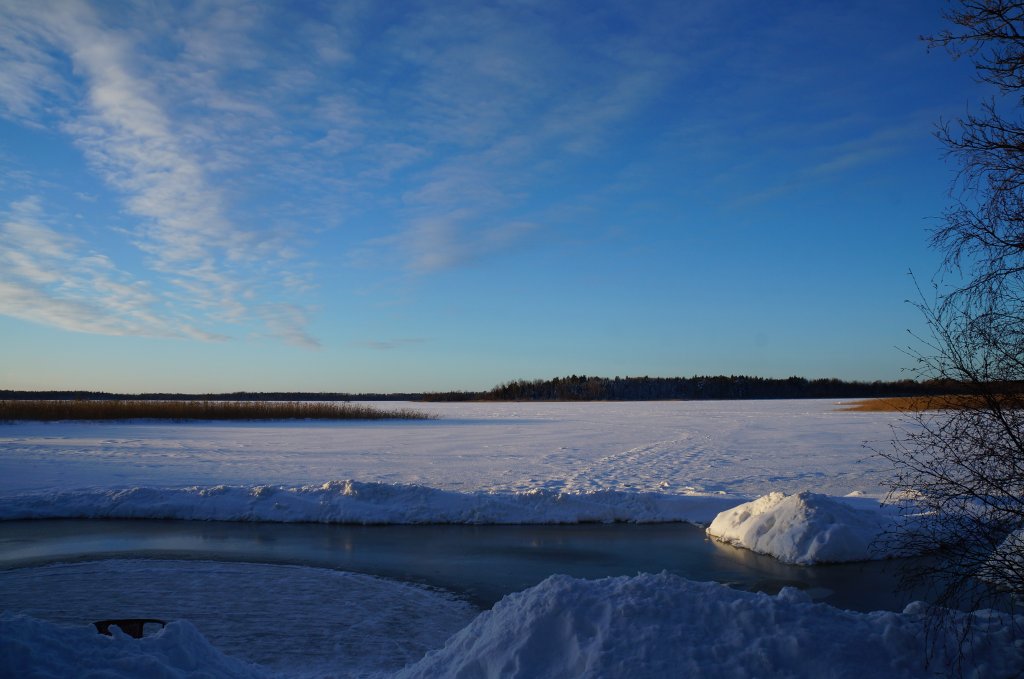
[884, 4, 1024, 670]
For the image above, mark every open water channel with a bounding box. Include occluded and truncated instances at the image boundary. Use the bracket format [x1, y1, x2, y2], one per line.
[0, 519, 919, 612]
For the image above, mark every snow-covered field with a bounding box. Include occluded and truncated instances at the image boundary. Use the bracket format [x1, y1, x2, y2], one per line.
[2, 400, 1022, 677]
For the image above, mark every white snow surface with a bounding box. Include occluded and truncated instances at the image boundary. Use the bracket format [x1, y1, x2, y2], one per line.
[0, 400, 895, 496]
[0, 559, 477, 677]
[2, 611, 268, 678]
[706, 490, 897, 564]
[8, 400, 1018, 677]
[398, 573, 1024, 679]
[0, 400, 898, 527]
[5, 573, 1023, 679]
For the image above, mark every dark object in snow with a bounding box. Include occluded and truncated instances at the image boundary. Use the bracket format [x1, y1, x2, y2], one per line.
[94, 618, 167, 638]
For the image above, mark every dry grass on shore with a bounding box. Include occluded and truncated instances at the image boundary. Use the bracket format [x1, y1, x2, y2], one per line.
[838, 395, 1008, 412]
[0, 400, 435, 422]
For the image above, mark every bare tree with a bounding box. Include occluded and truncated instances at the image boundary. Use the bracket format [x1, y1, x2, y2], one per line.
[880, 0, 1024, 655]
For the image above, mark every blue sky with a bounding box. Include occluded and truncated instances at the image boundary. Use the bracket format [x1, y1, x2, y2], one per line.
[0, 0, 984, 393]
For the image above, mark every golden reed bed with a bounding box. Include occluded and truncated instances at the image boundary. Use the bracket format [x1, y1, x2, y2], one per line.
[838, 395, 1017, 412]
[0, 399, 434, 421]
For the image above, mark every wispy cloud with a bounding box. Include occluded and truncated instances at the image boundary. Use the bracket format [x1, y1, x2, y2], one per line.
[341, 2, 693, 273]
[0, 0, 318, 345]
[404, 211, 538, 273]
[728, 119, 931, 208]
[0, 6, 71, 125]
[0, 195, 220, 339]
[357, 338, 427, 351]
[6, 0, 693, 289]
[0, 0, 927, 348]
[257, 303, 319, 349]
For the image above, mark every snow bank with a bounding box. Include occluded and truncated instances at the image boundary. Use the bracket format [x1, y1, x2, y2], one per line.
[0, 480, 739, 525]
[396, 573, 1024, 679]
[705, 491, 895, 564]
[6, 574, 1022, 678]
[0, 612, 268, 678]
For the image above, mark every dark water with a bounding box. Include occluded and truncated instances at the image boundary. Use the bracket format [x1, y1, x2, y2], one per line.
[0, 519, 921, 612]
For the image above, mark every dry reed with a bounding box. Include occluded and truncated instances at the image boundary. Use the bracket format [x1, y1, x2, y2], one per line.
[0, 400, 435, 422]
[837, 395, 1007, 412]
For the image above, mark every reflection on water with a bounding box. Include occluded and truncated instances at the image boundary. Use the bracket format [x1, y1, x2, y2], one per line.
[0, 519, 921, 611]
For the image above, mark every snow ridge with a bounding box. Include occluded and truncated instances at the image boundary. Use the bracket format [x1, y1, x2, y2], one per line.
[0, 480, 739, 525]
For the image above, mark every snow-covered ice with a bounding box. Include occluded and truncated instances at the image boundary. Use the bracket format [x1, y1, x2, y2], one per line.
[0, 400, 899, 528]
[0, 400, 897, 498]
[2, 399, 1021, 677]
[0, 400, 905, 558]
[0, 559, 477, 677]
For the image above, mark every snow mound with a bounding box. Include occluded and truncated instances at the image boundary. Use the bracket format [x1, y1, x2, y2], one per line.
[0, 611, 268, 678]
[0, 480, 738, 525]
[396, 573, 1024, 679]
[705, 491, 893, 564]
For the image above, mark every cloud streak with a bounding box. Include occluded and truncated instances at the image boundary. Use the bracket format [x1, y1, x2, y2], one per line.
[0, 0, 938, 353]
[357, 338, 427, 351]
[0, 0, 317, 345]
[336, 2, 696, 273]
[5, 1, 699, 294]
[0, 196, 219, 340]
[403, 212, 538, 273]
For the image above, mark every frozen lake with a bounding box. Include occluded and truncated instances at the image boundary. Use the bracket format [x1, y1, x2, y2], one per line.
[0, 400, 904, 529]
[0, 399, 900, 499]
[5, 400, 1019, 677]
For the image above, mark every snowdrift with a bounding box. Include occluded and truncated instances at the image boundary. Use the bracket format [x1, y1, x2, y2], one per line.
[705, 491, 895, 564]
[0, 480, 738, 525]
[6, 574, 1022, 679]
[396, 573, 1021, 678]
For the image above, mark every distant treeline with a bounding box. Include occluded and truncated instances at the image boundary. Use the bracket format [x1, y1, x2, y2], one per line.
[0, 376, 984, 404]
[424, 375, 975, 402]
